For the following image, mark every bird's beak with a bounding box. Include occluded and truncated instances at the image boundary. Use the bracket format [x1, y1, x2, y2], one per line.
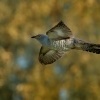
[31, 36, 36, 38]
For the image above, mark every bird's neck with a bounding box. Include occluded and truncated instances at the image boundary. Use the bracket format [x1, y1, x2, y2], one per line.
[39, 37, 51, 46]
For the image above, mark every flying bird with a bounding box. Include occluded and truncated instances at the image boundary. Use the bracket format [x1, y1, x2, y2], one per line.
[31, 21, 100, 65]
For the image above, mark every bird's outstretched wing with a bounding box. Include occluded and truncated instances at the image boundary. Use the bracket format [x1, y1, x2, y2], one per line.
[46, 21, 72, 40]
[39, 46, 65, 65]
[74, 39, 100, 54]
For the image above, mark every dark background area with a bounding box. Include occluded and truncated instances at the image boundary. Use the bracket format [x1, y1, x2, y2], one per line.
[0, 0, 100, 100]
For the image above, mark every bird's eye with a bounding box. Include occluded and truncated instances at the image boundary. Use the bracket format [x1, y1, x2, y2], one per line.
[38, 35, 41, 37]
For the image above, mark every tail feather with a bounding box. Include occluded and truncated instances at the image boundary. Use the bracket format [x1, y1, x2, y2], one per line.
[74, 39, 100, 54]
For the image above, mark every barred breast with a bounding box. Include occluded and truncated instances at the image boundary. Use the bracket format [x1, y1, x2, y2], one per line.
[51, 38, 74, 51]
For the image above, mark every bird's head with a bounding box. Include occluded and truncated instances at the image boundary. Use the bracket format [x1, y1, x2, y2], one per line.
[31, 34, 46, 40]
[31, 34, 50, 46]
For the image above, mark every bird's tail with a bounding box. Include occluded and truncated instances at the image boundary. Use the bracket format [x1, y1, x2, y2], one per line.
[74, 38, 100, 54]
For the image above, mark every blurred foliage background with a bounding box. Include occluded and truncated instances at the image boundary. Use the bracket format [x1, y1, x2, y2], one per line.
[0, 0, 100, 100]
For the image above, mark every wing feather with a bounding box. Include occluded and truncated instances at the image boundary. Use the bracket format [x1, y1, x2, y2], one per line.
[39, 46, 65, 65]
[46, 21, 72, 40]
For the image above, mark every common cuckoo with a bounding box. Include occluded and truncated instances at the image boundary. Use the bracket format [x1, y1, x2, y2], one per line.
[31, 21, 100, 65]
